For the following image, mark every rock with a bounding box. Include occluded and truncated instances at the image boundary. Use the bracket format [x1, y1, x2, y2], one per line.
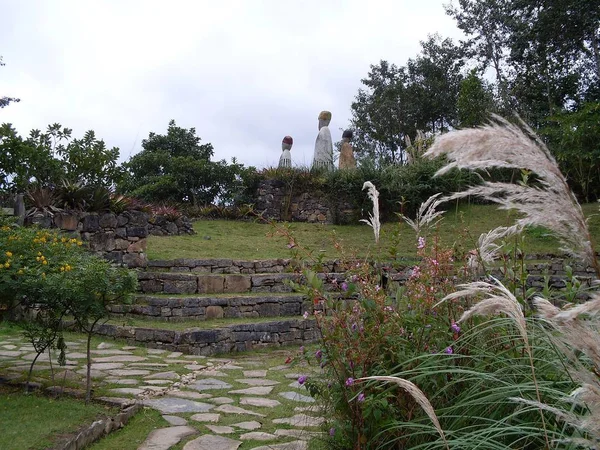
[138, 426, 197, 450]
[215, 404, 265, 417]
[239, 397, 281, 408]
[143, 397, 213, 414]
[251, 441, 307, 450]
[228, 386, 273, 395]
[185, 364, 207, 371]
[231, 420, 262, 430]
[109, 388, 145, 396]
[163, 415, 188, 426]
[205, 305, 224, 319]
[191, 378, 232, 391]
[208, 397, 235, 405]
[279, 392, 315, 403]
[275, 429, 323, 439]
[145, 371, 180, 380]
[183, 435, 242, 450]
[235, 378, 279, 386]
[89, 362, 124, 370]
[92, 355, 147, 363]
[273, 414, 324, 427]
[239, 431, 277, 441]
[108, 369, 151, 377]
[190, 413, 220, 422]
[206, 425, 235, 434]
[242, 370, 267, 378]
[106, 379, 139, 385]
[96, 342, 114, 349]
[168, 390, 213, 401]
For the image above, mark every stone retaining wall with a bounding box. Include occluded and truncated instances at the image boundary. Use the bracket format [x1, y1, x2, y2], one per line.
[137, 271, 345, 295]
[255, 179, 355, 224]
[95, 319, 318, 355]
[28, 210, 194, 268]
[108, 294, 307, 321]
[146, 258, 344, 274]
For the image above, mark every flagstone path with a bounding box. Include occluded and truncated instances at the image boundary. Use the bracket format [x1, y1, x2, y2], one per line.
[0, 335, 326, 449]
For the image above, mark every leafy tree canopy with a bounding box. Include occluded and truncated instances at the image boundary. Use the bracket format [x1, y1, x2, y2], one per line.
[119, 120, 248, 206]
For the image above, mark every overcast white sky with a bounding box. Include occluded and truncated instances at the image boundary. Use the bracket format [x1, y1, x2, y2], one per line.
[1, 0, 463, 168]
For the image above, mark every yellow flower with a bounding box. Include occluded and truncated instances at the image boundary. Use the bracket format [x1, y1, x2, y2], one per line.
[4, 262, 10, 268]
[77, 241, 83, 246]
[5, 251, 12, 258]
[17, 269, 23, 275]
[42, 260, 48, 265]
[42, 272, 46, 278]
[60, 266, 65, 272]
[37, 252, 42, 257]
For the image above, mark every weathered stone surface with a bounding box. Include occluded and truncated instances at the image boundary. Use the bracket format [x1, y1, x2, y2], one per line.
[108, 369, 151, 377]
[275, 429, 323, 439]
[240, 397, 281, 408]
[109, 388, 145, 396]
[185, 364, 207, 371]
[198, 275, 225, 294]
[206, 425, 235, 434]
[191, 378, 232, 391]
[163, 415, 188, 426]
[99, 213, 118, 228]
[242, 370, 267, 378]
[92, 355, 147, 363]
[145, 371, 180, 380]
[205, 305, 224, 319]
[273, 414, 324, 427]
[279, 391, 315, 403]
[183, 435, 242, 450]
[143, 397, 213, 414]
[231, 420, 262, 430]
[82, 214, 100, 232]
[215, 404, 265, 417]
[224, 275, 251, 293]
[190, 413, 220, 422]
[251, 441, 307, 450]
[138, 426, 197, 450]
[239, 431, 277, 441]
[168, 390, 213, 400]
[228, 386, 273, 395]
[164, 280, 197, 294]
[106, 378, 139, 385]
[235, 378, 279, 386]
[208, 396, 234, 405]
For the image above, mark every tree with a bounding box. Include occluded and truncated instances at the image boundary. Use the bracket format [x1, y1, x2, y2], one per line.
[349, 36, 464, 165]
[0, 56, 20, 108]
[457, 69, 496, 127]
[405, 34, 465, 133]
[120, 120, 246, 205]
[0, 123, 122, 193]
[445, 0, 512, 108]
[350, 61, 412, 165]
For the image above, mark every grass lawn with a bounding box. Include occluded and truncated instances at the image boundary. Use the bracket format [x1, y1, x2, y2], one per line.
[0, 385, 116, 450]
[147, 203, 600, 261]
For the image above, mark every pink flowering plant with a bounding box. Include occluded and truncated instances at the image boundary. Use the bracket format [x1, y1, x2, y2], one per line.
[289, 230, 472, 448]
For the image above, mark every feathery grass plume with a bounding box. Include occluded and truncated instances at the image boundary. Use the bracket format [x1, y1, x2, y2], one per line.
[424, 115, 599, 275]
[399, 193, 445, 236]
[359, 375, 449, 449]
[360, 181, 380, 244]
[517, 294, 600, 446]
[437, 277, 550, 446]
[438, 277, 529, 349]
[470, 224, 522, 272]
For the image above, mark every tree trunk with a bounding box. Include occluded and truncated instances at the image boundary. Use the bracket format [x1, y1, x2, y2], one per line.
[85, 331, 92, 404]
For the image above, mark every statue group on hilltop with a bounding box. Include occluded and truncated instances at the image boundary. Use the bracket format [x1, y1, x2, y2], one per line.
[277, 110, 356, 170]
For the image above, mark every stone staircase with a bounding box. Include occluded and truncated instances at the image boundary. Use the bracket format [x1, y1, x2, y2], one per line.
[99, 258, 348, 355]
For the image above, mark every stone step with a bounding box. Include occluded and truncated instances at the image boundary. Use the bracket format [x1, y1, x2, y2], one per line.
[108, 293, 307, 321]
[146, 258, 349, 274]
[94, 317, 318, 356]
[138, 271, 346, 295]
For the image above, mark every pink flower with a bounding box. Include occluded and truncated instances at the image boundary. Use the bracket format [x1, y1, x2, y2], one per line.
[357, 392, 365, 402]
[341, 282, 348, 292]
[329, 427, 336, 436]
[298, 375, 307, 385]
[303, 311, 309, 319]
[345, 377, 354, 386]
[445, 346, 453, 354]
[417, 236, 426, 249]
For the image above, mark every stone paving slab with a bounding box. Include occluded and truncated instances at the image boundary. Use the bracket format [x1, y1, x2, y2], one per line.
[139, 425, 198, 450]
[0, 332, 326, 449]
[143, 397, 213, 414]
[183, 434, 242, 450]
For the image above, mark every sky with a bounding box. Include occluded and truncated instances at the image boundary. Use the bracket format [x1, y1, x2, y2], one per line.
[1, 0, 463, 168]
